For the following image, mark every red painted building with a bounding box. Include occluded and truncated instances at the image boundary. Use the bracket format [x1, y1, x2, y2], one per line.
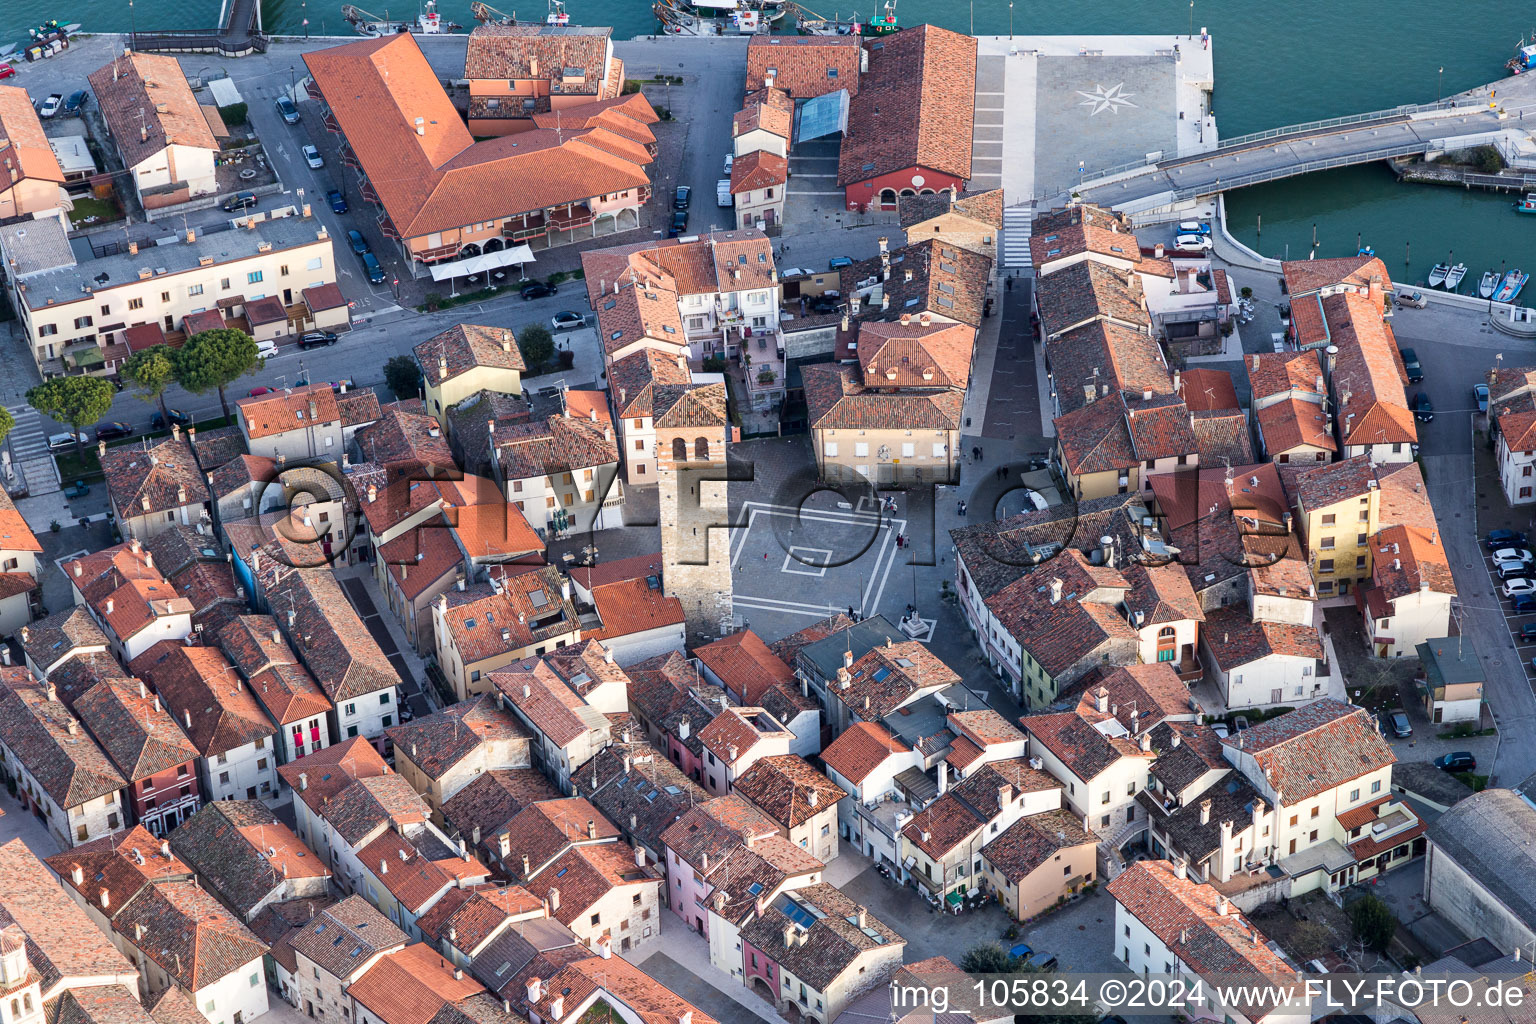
[836, 26, 977, 211]
[73, 679, 202, 836]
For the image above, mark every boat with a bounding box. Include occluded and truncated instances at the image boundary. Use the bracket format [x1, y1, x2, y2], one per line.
[1357, 246, 1375, 257]
[1517, 193, 1536, 214]
[1480, 270, 1499, 298]
[1445, 263, 1468, 290]
[342, 0, 462, 36]
[469, 0, 517, 23]
[680, 0, 789, 21]
[0, 44, 14, 58]
[797, 10, 863, 34]
[863, 0, 897, 34]
[1510, 39, 1536, 75]
[1428, 263, 1450, 288]
[1494, 269, 1530, 303]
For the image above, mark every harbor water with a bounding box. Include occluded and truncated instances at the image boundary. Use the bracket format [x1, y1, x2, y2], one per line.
[10, 1, 1536, 283]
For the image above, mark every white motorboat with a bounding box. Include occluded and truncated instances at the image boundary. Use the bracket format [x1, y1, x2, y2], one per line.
[1444, 263, 1467, 291]
[1480, 271, 1498, 299]
[1428, 263, 1449, 288]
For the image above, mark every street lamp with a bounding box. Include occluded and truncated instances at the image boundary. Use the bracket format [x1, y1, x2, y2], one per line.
[288, 65, 296, 101]
[1188, 0, 1194, 39]
[1008, 1, 1012, 39]
[303, 0, 309, 38]
[1438, 66, 1444, 103]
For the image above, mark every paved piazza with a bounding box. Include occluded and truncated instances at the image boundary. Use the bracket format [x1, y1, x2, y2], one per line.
[1033, 54, 1181, 197]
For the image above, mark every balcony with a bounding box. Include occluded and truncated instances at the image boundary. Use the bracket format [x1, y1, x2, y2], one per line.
[549, 204, 595, 232]
[358, 178, 380, 205]
[377, 212, 401, 242]
[503, 213, 548, 242]
[1176, 646, 1203, 683]
[321, 107, 341, 133]
[415, 241, 462, 264]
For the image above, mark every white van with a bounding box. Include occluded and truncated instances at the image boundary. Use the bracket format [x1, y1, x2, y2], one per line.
[716, 179, 733, 208]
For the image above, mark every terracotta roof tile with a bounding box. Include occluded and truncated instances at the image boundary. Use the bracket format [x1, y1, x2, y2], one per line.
[385, 694, 529, 782]
[1046, 320, 1173, 414]
[441, 768, 562, 850]
[739, 883, 902, 993]
[820, 721, 910, 784]
[347, 943, 484, 1024]
[0, 667, 126, 807]
[660, 795, 779, 870]
[73, 678, 198, 784]
[415, 324, 526, 387]
[745, 35, 862, 98]
[236, 384, 341, 441]
[217, 615, 333, 726]
[898, 188, 1004, 231]
[101, 437, 210, 520]
[838, 27, 974, 186]
[694, 630, 793, 704]
[114, 880, 267, 991]
[730, 150, 788, 193]
[981, 808, 1096, 882]
[87, 54, 215, 169]
[169, 801, 327, 918]
[803, 362, 963, 431]
[1020, 711, 1154, 782]
[287, 895, 406, 981]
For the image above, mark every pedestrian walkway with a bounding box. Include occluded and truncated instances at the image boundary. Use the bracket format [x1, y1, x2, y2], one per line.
[627, 916, 780, 1024]
[6, 406, 59, 497]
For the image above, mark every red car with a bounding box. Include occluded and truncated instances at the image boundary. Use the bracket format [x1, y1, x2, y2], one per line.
[248, 386, 275, 397]
[0, 66, 15, 81]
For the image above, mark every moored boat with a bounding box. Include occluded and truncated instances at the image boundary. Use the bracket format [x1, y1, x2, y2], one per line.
[1494, 269, 1529, 303]
[1480, 270, 1498, 298]
[863, 0, 897, 33]
[1445, 263, 1467, 291]
[1357, 246, 1374, 257]
[342, 0, 461, 36]
[1428, 263, 1449, 288]
[1517, 193, 1536, 214]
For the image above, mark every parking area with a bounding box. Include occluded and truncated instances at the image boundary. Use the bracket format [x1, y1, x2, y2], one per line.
[1469, 526, 1536, 690]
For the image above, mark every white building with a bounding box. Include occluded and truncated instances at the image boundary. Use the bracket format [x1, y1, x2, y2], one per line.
[1202, 608, 1326, 712]
[65, 542, 194, 664]
[820, 721, 926, 867]
[1424, 789, 1536, 958]
[87, 53, 218, 213]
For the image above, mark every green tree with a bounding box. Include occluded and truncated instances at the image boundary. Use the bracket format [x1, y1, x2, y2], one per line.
[959, 943, 1018, 975]
[120, 345, 177, 425]
[1348, 892, 1398, 953]
[173, 327, 261, 421]
[0, 408, 15, 448]
[383, 355, 422, 402]
[27, 377, 114, 457]
[518, 324, 554, 372]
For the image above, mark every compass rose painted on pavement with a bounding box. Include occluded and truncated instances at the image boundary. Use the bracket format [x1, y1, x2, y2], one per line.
[1076, 82, 1138, 116]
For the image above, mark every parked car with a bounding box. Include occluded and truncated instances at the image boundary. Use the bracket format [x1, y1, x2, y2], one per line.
[716, 179, 732, 207]
[63, 90, 88, 116]
[94, 421, 133, 442]
[360, 251, 386, 285]
[0, 66, 15, 82]
[328, 378, 354, 393]
[255, 340, 279, 358]
[673, 185, 690, 210]
[1488, 529, 1530, 549]
[1494, 547, 1534, 564]
[248, 386, 276, 397]
[1174, 233, 1212, 252]
[38, 94, 62, 119]
[828, 256, 854, 269]
[1388, 711, 1412, 738]
[302, 144, 323, 169]
[1496, 559, 1531, 580]
[551, 311, 585, 331]
[327, 189, 348, 214]
[298, 331, 338, 349]
[63, 480, 90, 499]
[520, 281, 557, 300]
[47, 431, 85, 452]
[1027, 954, 1059, 972]
[1400, 347, 1424, 383]
[275, 96, 300, 124]
[150, 409, 192, 430]
[222, 191, 258, 213]
[1521, 622, 1536, 643]
[1515, 593, 1536, 614]
[1177, 220, 1211, 236]
[1411, 391, 1434, 422]
[668, 210, 689, 237]
[1434, 751, 1477, 772]
[1475, 382, 1490, 413]
[1505, 577, 1536, 599]
[1008, 943, 1032, 960]
[723, 152, 734, 175]
[1395, 289, 1427, 308]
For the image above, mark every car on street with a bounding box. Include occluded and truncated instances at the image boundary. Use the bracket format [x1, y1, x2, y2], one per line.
[723, 152, 734, 175]
[1174, 233, 1212, 252]
[1475, 382, 1490, 413]
[1387, 711, 1412, 738]
[1008, 943, 1032, 960]
[47, 431, 85, 452]
[150, 409, 192, 430]
[1177, 220, 1211, 236]
[1400, 347, 1424, 383]
[255, 340, 279, 358]
[1522, 622, 1536, 643]
[1496, 559, 1532, 580]
[1495, 547, 1534, 564]
[275, 96, 300, 124]
[347, 229, 370, 255]
[1516, 593, 1536, 614]
[1395, 289, 1427, 308]
[248, 386, 276, 397]
[298, 331, 338, 349]
[327, 189, 348, 214]
[1505, 577, 1536, 599]
[0, 66, 15, 82]
[302, 144, 323, 169]
[38, 94, 62, 119]
[1488, 529, 1530, 549]
[1435, 751, 1477, 772]
[520, 281, 557, 300]
[64, 90, 88, 116]
[673, 185, 690, 210]
[360, 251, 386, 285]
[1411, 391, 1434, 422]
[222, 191, 257, 213]
[668, 210, 688, 237]
[94, 422, 133, 442]
[716, 179, 732, 207]
[828, 256, 854, 269]
[551, 311, 585, 331]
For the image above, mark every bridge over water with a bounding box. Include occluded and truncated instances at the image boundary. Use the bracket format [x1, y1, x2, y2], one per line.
[131, 0, 267, 56]
[1051, 70, 1536, 213]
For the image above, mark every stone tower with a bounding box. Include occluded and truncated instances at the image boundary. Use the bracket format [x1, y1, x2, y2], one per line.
[654, 381, 733, 644]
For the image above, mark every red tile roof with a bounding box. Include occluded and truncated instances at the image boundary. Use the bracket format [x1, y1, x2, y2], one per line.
[1225, 699, 1393, 803]
[820, 721, 910, 784]
[694, 630, 793, 704]
[745, 35, 862, 98]
[237, 384, 341, 440]
[348, 943, 484, 1024]
[87, 54, 216, 168]
[730, 150, 788, 193]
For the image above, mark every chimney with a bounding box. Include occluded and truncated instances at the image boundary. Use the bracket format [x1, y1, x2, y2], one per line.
[1154, 243, 1164, 259]
[1049, 578, 1063, 604]
[1200, 798, 1212, 825]
[855, 906, 867, 928]
[1139, 732, 1151, 751]
[586, 819, 597, 839]
[522, 854, 531, 876]
[299, 772, 308, 791]
[380, 859, 388, 875]
[99, 889, 110, 909]
[635, 846, 645, 867]
[1173, 859, 1187, 880]
[501, 331, 513, 353]
[808, 789, 818, 807]
[1216, 896, 1229, 916]
[70, 864, 83, 885]
[548, 887, 560, 913]
[526, 978, 542, 1004]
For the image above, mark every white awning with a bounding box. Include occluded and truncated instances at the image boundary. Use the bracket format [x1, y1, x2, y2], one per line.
[428, 244, 536, 282]
[207, 77, 244, 108]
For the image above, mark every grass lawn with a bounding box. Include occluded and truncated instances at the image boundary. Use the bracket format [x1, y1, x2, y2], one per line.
[66, 196, 120, 227]
[53, 413, 235, 482]
[1454, 771, 1490, 792]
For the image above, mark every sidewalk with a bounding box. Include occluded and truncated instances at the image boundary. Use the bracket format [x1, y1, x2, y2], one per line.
[626, 914, 780, 1024]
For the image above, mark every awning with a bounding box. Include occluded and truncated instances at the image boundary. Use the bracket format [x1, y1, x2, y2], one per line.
[428, 244, 536, 282]
[67, 345, 104, 367]
[796, 89, 850, 144]
[945, 891, 962, 907]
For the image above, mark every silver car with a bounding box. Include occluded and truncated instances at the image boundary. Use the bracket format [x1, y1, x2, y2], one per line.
[303, 144, 323, 169]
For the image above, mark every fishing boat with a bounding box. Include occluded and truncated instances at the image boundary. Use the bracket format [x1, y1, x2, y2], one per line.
[1428, 263, 1450, 288]
[863, 0, 897, 34]
[1357, 246, 1375, 257]
[1510, 38, 1536, 75]
[1445, 263, 1468, 291]
[797, 10, 863, 34]
[342, 0, 462, 36]
[1517, 193, 1536, 214]
[679, 0, 789, 21]
[1494, 268, 1530, 303]
[1480, 270, 1499, 298]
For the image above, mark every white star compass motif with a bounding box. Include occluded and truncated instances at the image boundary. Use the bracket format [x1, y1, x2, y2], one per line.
[1077, 82, 1138, 116]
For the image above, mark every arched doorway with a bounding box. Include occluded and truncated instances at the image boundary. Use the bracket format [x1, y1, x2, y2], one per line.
[672, 437, 688, 462]
[482, 237, 505, 253]
[458, 242, 482, 259]
[694, 437, 710, 461]
[1156, 626, 1177, 662]
[750, 978, 775, 1004]
[879, 188, 897, 207]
